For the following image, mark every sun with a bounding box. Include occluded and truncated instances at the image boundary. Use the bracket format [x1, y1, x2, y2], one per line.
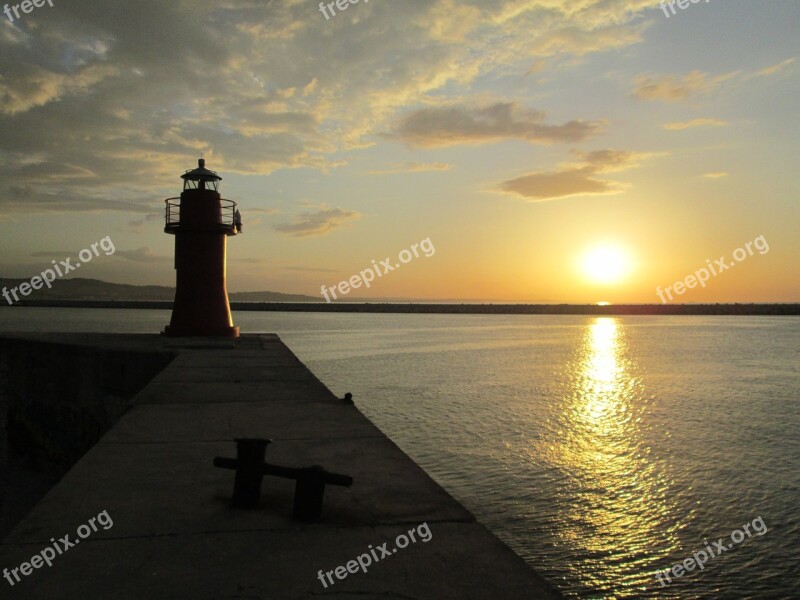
[581, 244, 632, 284]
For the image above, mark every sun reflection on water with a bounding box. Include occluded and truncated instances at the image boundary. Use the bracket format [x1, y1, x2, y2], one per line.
[543, 318, 681, 595]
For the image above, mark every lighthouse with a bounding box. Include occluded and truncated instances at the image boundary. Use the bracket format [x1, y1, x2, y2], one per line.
[163, 159, 240, 338]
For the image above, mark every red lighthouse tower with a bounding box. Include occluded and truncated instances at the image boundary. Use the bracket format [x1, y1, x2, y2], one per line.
[163, 159, 240, 338]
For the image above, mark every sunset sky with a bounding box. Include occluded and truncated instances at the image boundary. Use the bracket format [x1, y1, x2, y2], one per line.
[0, 0, 798, 302]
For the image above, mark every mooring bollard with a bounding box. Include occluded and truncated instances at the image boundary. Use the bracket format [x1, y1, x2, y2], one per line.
[214, 439, 354, 520]
[213, 438, 272, 509]
[293, 465, 354, 522]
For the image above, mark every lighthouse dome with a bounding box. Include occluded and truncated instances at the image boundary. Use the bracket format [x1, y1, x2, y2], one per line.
[181, 158, 222, 191]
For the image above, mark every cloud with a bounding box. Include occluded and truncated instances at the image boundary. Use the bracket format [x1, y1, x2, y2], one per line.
[0, 64, 119, 115]
[500, 167, 619, 200]
[632, 70, 738, 102]
[237, 257, 266, 264]
[283, 266, 340, 273]
[386, 102, 604, 148]
[368, 161, 453, 175]
[525, 58, 549, 76]
[242, 207, 280, 214]
[114, 247, 168, 263]
[30, 250, 74, 258]
[755, 58, 795, 77]
[0, 0, 662, 215]
[531, 22, 647, 57]
[635, 59, 794, 104]
[126, 213, 162, 233]
[418, 0, 482, 42]
[700, 172, 728, 179]
[570, 149, 650, 173]
[663, 118, 728, 131]
[497, 149, 650, 202]
[30, 245, 165, 262]
[274, 205, 361, 238]
[0, 185, 152, 215]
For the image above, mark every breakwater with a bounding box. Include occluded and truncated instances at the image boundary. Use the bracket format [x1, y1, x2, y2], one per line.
[0, 333, 563, 599]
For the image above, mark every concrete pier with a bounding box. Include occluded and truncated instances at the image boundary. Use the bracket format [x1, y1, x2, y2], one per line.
[0, 333, 562, 599]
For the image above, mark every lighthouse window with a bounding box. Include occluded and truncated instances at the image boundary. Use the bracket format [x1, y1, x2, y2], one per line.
[182, 178, 219, 191]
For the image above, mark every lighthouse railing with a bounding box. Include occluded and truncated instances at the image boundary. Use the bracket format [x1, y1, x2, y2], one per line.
[220, 199, 237, 229]
[165, 198, 180, 227]
[164, 197, 238, 234]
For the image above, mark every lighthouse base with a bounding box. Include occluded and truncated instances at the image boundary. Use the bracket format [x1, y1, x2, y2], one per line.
[162, 325, 240, 338]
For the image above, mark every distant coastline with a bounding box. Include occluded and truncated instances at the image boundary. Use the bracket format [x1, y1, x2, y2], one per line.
[3, 300, 799, 315]
[2, 278, 797, 314]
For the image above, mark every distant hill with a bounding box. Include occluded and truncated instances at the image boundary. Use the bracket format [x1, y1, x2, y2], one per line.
[0, 277, 322, 303]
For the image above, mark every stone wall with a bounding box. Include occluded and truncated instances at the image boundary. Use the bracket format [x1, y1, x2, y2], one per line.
[0, 336, 174, 471]
[0, 336, 175, 537]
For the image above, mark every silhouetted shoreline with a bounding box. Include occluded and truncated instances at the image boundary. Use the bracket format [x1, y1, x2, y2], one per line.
[3, 301, 799, 315]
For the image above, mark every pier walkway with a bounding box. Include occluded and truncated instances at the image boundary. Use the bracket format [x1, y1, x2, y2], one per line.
[0, 333, 561, 599]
